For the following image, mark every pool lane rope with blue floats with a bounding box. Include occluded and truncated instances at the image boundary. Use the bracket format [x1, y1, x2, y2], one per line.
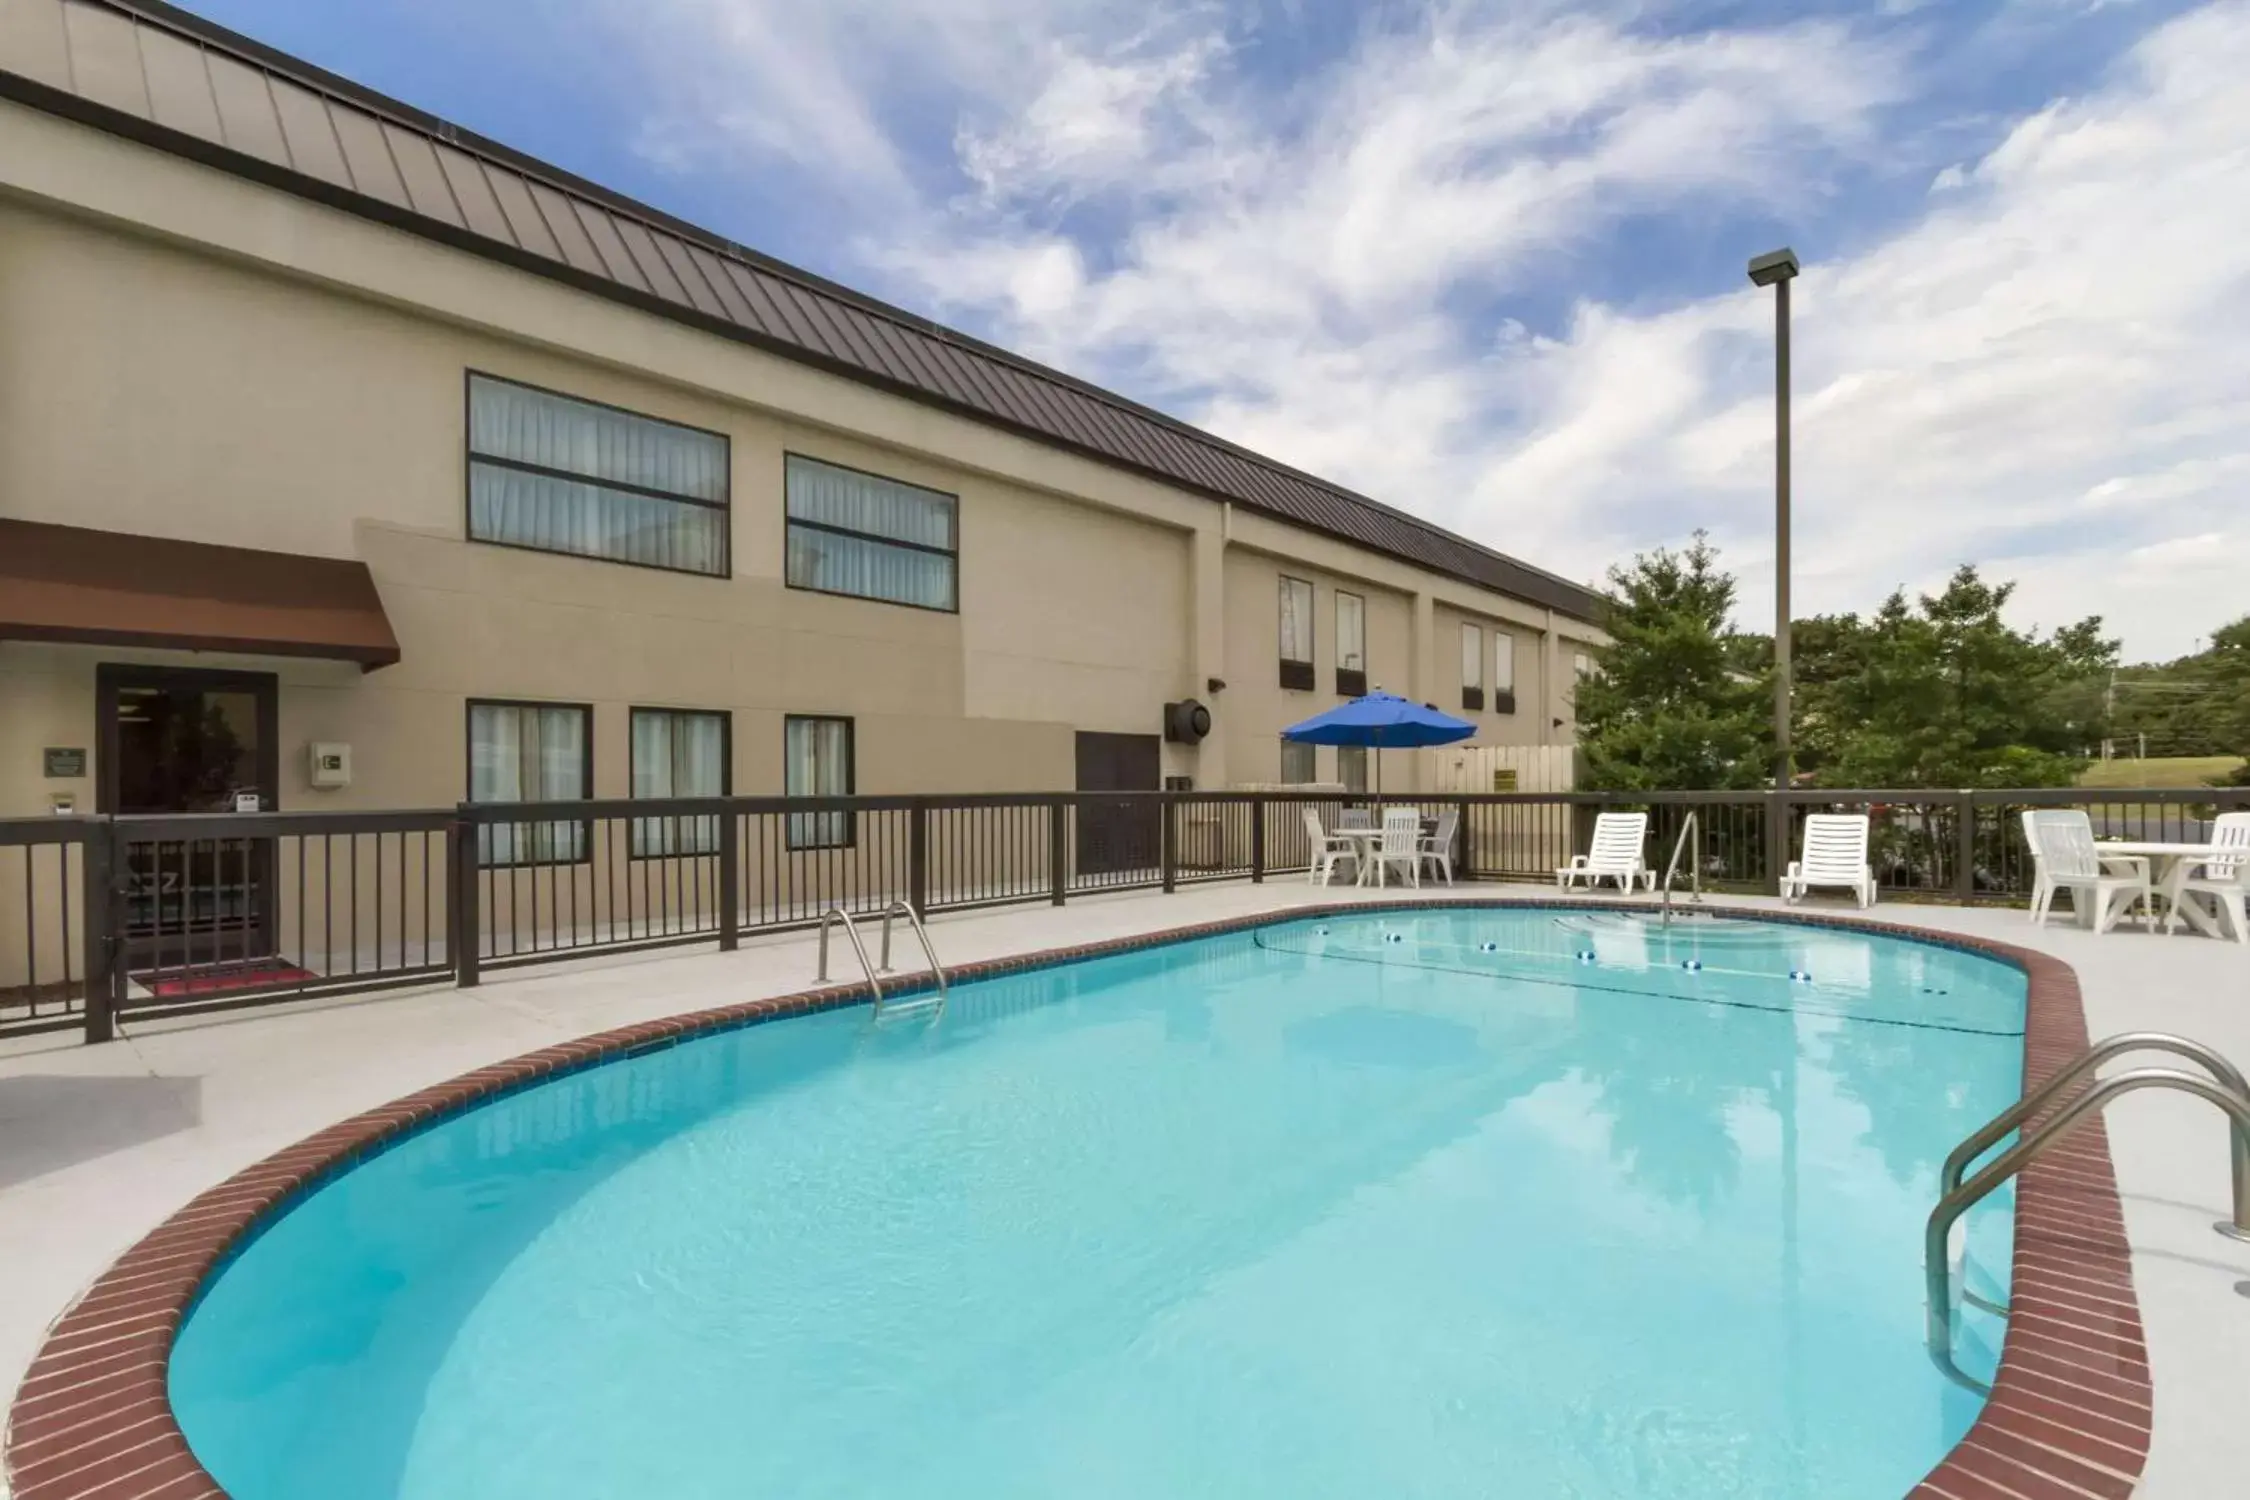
[1250, 917, 2021, 1038]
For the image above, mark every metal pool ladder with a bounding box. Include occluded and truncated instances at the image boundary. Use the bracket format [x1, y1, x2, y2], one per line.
[818, 902, 949, 1019]
[1658, 811, 1702, 927]
[1925, 1031, 2250, 1391]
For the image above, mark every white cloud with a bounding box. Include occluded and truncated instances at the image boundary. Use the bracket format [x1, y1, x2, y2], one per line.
[607, 0, 2250, 658]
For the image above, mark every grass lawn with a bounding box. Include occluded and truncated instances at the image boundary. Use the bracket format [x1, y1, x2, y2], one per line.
[2078, 755, 2243, 789]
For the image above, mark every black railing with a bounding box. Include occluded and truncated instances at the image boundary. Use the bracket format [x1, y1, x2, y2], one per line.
[1, 818, 94, 1039]
[7, 784, 2244, 1042]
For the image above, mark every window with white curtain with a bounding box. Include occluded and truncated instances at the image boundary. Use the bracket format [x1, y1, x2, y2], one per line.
[785, 715, 854, 849]
[1461, 622, 1484, 711]
[467, 374, 730, 576]
[1334, 590, 1366, 694]
[630, 708, 729, 856]
[1336, 592, 1365, 671]
[467, 700, 590, 866]
[1280, 738, 1317, 785]
[1337, 744, 1368, 793]
[1279, 576, 1314, 689]
[1493, 632, 1517, 712]
[785, 455, 958, 611]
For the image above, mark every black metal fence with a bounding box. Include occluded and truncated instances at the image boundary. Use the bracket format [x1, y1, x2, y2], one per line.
[6, 785, 2244, 1043]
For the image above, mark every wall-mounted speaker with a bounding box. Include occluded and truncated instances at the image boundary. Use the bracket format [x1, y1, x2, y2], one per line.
[1163, 699, 1212, 745]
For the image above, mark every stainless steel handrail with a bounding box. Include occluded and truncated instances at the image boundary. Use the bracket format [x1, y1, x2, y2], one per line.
[1659, 811, 1702, 926]
[816, 907, 883, 1006]
[877, 900, 949, 1012]
[1926, 1066, 2250, 1391]
[1943, 1033, 2250, 1203]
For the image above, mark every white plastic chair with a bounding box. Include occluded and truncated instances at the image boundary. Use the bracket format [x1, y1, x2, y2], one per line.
[1556, 812, 1651, 893]
[1300, 806, 1353, 888]
[1781, 814, 1877, 907]
[1419, 807, 1460, 885]
[2172, 811, 2250, 944]
[2024, 809, 2151, 933]
[1336, 807, 1374, 831]
[2020, 809, 2052, 925]
[1368, 807, 1422, 888]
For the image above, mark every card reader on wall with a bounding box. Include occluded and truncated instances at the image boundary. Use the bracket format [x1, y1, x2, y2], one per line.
[309, 742, 353, 789]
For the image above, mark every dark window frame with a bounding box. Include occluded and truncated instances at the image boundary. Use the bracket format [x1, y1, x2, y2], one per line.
[1334, 589, 1366, 697]
[1279, 574, 1315, 690]
[1337, 744, 1369, 794]
[1491, 689, 1518, 716]
[1461, 686, 1485, 712]
[464, 696, 595, 868]
[783, 451, 961, 614]
[783, 713, 858, 851]
[627, 705, 733, 861]
[463, 369, 734, 581]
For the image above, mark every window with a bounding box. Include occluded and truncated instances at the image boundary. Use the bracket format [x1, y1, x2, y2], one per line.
[1461, 622, 1485, 712]
[785, 715, 854, 849]
[785, 455, 958, 611]
[1335, 591, 1366, 697]
[1575, 651, 1595, 679]
[1337, 744, 1368, 794]
[467, 700, 590, 866]
[467, 374, 729, 576]
[630, 709, 729, 856]
[1280, 738, 1317, 785]
[1493, 632, 1517, 715]
[1279, 576, 1315, 690]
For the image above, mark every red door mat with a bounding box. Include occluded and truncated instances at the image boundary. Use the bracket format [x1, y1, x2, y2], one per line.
[145, 960, 320, 997]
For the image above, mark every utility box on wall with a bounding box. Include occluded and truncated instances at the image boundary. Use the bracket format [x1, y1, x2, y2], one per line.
[308, 742, 353, 789]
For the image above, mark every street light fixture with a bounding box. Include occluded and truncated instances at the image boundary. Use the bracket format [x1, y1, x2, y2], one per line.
[1748, 246, 1799, 790]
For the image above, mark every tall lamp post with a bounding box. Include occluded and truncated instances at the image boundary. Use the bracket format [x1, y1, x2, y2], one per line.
[1747, 246, 1800, 790]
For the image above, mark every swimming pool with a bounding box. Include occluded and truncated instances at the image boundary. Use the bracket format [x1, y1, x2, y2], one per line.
[169, 906, 2028, 1499]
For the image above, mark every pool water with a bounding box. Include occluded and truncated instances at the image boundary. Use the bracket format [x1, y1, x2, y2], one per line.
[171, 909, 2026, 1499]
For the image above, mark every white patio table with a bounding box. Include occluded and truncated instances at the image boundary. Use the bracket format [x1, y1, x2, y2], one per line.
[1330, 819, 1439, 887]
[2094, 840, 2223, 936]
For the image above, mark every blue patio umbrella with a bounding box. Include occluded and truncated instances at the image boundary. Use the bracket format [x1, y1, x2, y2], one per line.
[1282, 691, 1474, 793]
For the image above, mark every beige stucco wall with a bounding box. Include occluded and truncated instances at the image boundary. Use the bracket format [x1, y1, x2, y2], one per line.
[1433, 603, 1554, 748]
[1220, 546, 1419, 788]
[0, 101, 1601, 823]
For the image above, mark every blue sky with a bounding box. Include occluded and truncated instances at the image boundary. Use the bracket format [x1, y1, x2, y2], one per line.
[188, 0, 2249, 658]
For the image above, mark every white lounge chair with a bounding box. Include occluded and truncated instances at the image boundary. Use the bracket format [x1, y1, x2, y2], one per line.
[1556, 812, 1652, 893]
[1301, 806, 1354, 887]
[1420, 807, 1460, 885]
[1368, 807, 1422, 888]
[1781, 814, 1876, 908]
[2171, 810, 2250, 944]
[2023, 809, 2151, 933]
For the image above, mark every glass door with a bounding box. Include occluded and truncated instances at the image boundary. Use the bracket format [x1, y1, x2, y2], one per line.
[98, 666, 280, 971]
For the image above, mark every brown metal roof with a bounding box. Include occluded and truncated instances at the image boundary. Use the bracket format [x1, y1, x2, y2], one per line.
[0, 519, 401, 669]
[0, 0, 1606, 625]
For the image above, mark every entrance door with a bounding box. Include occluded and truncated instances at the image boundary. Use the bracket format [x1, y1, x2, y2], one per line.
[98, 665, 280, 969]
[1073, 731, 1161, 877]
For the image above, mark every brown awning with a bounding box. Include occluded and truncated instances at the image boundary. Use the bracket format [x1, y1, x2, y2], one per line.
[0, 519, 401, 670]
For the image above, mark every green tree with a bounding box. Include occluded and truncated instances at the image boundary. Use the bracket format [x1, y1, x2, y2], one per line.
[1795, 567, 2114, 788]
[1576, 534, 1771, 791]
[2104, 614, 2250, 764]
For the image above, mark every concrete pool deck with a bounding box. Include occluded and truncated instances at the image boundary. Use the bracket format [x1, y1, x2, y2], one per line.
[3, 882, 2245, 1497]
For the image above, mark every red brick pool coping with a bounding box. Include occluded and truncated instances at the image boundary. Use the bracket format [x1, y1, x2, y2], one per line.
[4, 899, 2152, 1499]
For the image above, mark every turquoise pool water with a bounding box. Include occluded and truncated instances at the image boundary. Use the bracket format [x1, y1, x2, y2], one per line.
[170, 908, 2025, 1499]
